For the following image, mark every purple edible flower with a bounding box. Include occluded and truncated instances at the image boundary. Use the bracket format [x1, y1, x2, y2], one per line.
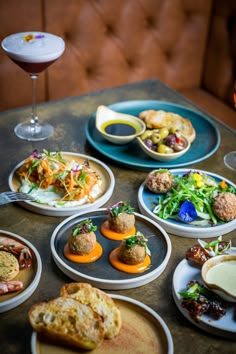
[30, 149, 42, 159]
[72, 165, 81, 173]
[178, 201, 197, 223]
[35, 34, 45, 39]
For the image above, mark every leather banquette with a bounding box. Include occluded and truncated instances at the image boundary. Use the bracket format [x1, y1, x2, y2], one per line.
[0, 0, 235, 129]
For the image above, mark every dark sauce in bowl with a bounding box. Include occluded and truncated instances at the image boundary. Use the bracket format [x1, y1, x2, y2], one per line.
[102, 120, 138, 137]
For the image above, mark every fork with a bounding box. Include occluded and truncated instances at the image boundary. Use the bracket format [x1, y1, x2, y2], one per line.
[0, 191, 35, 205]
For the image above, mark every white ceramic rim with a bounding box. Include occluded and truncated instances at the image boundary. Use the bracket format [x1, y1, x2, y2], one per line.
[31, 293, 174, 354]
[50, 209, 172, 290]
[0, 230, 42, 313]
[8, 152, 115, 217]
[138, 168, 236, 238]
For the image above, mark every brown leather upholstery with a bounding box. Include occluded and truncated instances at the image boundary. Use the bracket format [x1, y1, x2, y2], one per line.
[45, 0, 212, 98]
[203, 0, 236, 106]
[0, 0, 235, 129]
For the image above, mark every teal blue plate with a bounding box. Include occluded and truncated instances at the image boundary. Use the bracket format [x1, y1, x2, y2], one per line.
[85, 100, 220, 170]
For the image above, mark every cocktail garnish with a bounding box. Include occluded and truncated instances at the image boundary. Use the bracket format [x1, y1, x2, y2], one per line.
[23, 34, 45, 42]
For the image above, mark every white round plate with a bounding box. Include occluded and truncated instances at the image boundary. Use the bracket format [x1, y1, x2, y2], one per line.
[0, 230, 42, 313]
[138, 168, 236, 238]
[172, 247, 236, 340]
[50, 209, 172, 290]
[31, 294, 174, 354]
[8, 152, 115, 216]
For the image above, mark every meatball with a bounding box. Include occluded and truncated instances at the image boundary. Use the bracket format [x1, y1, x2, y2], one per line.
[68, 218, 97, 255]
[145, 169, 174, 193]
[212, 192, 236, 222]
[108, 213, 135, 233]
[68, 231, 96, 255]
[118, 241, 146, 265]
[117, 233, 150, 265]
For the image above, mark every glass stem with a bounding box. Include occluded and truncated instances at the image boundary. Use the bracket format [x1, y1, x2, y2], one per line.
[30, 74, 39, 131]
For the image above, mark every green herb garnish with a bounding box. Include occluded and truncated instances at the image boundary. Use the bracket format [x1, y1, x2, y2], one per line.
[108, 201, 135, 218]
[124, 231, 151, 256]
[72, 219, 97, 236]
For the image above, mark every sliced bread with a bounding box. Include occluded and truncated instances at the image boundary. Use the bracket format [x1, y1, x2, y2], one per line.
[60, 282, 122, 339]
[28, 296, 104, 350]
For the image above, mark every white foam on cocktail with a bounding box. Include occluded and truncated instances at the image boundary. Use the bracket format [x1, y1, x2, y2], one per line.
[2, 32, 65, 63]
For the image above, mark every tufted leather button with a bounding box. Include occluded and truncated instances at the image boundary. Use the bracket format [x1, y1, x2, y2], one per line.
[63, 31, 71, 41]
[105, 24, 114, 36]
[126, 58, 134, 68]
[144, 16, 155, 29]
[85, 65, 97, 77]
[184, 10, 192, 21]
[165, 50, 172, 61]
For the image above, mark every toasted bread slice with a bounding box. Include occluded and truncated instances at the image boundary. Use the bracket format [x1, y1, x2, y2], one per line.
[60, 282, 122, 339]
[28, 296, 104, 350]
[139, 109, 196, 143]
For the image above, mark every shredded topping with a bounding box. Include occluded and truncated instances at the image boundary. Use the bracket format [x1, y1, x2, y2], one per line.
[17, 149, 102, 204]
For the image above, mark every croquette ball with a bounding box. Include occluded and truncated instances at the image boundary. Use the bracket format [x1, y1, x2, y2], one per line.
[212, 192, 236, 222]
[68, 232, 96, 255]
[108, 213, 135, 233]
[117, 242, 146, 265]
[145, 169, 174, 193]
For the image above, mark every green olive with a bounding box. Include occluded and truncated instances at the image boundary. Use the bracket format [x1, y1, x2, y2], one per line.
[141, 130, 153, 140]
[169, 127, 180, 134]
[157, 144, 174, 154]
[151, 133, 161, 144]
[159, 128, 169, 139]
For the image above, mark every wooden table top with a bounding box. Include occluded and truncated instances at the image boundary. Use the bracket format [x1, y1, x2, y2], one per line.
[0, 79, 235, 354]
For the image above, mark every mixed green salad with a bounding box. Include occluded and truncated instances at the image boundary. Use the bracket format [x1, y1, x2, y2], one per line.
[153, 171, 236, 226]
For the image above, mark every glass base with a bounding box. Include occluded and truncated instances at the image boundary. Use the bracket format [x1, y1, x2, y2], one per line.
[224, 151, 236, 171]
[14, 121, 54, 141]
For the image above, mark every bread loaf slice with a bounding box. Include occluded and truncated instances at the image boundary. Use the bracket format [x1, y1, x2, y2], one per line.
[60, 283, 122, 339]
[28, 296, 104, 350]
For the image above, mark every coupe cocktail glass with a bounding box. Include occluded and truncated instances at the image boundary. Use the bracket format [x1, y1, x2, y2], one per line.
[1, 32, 65, 141]
[223, 82, 236, 170]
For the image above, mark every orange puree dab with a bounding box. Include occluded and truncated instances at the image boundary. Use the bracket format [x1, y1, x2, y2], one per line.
[64, 242, 103, 263]
[101, 220, 136, 240]
[109, 248, 151, 274]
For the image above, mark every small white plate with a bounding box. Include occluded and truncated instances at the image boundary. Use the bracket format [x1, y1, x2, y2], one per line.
[50, 209, 172, 290]
[0, 230, 42, 313]
[8, 152, 115, 217]
[172, 247, 236, 340]
[138, 168, 236, 238]
[31, 294, 174, 354]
